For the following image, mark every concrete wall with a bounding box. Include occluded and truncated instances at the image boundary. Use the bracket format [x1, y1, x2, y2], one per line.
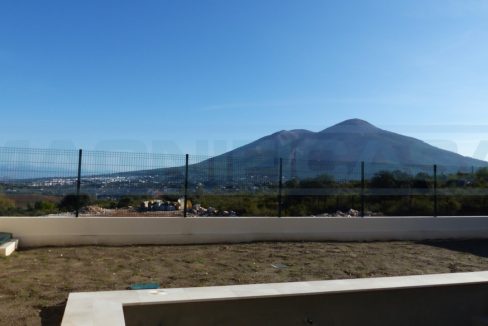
[124, 283, 488, 326]
[2, 216, 488, 247]
[62, 271, 488, 326]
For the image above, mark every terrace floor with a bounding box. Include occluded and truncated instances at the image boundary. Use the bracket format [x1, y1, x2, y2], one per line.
[2, 240, 488, 325]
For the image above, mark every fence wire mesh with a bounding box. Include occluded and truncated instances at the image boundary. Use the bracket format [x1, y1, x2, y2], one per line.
[281, 159, 362, 216]
[0, 147, 487, 217]
[364, 162, 435, 216]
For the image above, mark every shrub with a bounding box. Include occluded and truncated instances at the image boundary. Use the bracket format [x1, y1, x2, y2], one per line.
[0, 196, 15, 214]
[59, 194, 91, 211]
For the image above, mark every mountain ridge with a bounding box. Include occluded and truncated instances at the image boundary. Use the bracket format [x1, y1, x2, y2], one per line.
[210, 119, 486, 168]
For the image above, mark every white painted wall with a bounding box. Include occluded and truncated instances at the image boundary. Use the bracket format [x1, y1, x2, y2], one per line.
[1, 216, 488, 247]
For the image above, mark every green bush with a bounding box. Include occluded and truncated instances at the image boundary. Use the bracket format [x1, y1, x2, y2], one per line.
[0, 196, 15, 215]
[117, 196, 135, 208]
[59, 194, 91, 211]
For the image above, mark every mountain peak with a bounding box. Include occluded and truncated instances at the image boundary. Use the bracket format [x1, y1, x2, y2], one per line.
[321, 119, 380, 134]
[335, 118, 375, 127]
[200, 118, 487, 181]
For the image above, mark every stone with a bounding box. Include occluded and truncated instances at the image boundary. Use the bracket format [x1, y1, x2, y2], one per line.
[348, 209, 359, 217]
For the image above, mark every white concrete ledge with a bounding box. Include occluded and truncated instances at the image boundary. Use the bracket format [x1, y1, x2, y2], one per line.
[61, 271, 488, 326]
[1, 216, 488, 247]
[0, 239, 18, 256]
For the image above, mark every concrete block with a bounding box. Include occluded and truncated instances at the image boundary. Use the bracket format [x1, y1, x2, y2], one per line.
[0, 239, 19, 256]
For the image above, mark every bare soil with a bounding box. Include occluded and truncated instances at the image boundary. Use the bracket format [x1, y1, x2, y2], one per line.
[2, 240, 488, 325]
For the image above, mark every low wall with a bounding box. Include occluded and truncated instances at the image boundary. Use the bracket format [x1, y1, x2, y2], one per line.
[1, 216, 488, 247]
[62, 271, 488, 326]
[125, 283, 488, 326]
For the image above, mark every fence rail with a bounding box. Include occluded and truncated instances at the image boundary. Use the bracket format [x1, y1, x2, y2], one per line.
[0, 147, 487, 217]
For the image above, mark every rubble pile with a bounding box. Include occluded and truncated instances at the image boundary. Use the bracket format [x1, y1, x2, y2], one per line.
[188, 204, 237, 217]
[139, 200, 177, 212]
[79, 205, 112, 216]
[316, 209, 382, 217]
[138, 199, 237, 217]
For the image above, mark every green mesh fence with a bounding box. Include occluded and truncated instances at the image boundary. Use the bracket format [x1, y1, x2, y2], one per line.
[0, 146, 486, 217]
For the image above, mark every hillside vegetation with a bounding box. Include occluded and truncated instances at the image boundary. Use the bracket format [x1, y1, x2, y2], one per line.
[1, 167, 487, 216]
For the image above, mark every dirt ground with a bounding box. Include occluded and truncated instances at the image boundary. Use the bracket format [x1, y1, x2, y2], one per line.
[2, 240, 488, 325]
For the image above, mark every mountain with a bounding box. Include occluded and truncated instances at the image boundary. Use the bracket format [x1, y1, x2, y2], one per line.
[193, 119, 487, 180]
[5, 119, 485, 185]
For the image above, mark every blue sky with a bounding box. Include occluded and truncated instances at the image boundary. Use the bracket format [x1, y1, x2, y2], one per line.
[1, 0, 488, 159]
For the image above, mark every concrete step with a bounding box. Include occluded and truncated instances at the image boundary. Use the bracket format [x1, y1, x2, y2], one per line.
[0, 239, 19, 256]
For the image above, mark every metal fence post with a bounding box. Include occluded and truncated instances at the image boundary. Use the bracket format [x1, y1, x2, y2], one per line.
[278, 158, 283, 218]
[208, 158, 215, 182]
[75, 149, 82, 218]
[361, 161, 365, 217]
[434, 164, 437, 217]
[183, 154, 189, 217]
[226, 154, 233, 184]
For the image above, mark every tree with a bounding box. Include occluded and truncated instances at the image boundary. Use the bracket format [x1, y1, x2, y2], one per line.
[370, 171, 397, 188]
[370, 170, 412, 189]
[475, 167, 488, 185]
[34, 200, 57, 211]
[300, 174, 334, 188]
[117, 196, 133, 208]
[413, 172, 432, 188]
[0, 195, 15, 215]
[59, 194, 91, 211]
